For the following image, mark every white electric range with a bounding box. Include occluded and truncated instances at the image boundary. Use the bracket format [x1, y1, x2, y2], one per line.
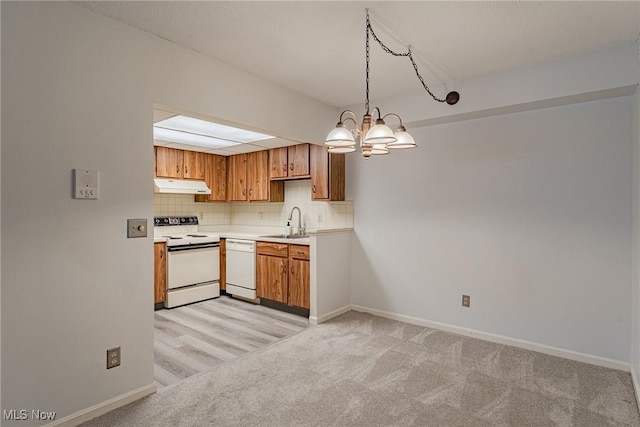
[154, 216, 220, 308]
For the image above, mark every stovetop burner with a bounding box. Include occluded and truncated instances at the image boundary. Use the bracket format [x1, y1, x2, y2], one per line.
[154, 216, 219, 246]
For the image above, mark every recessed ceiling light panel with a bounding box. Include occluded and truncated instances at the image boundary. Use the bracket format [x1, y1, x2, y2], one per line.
[154, 115, 274, 143]
[153, 127, 241, 149]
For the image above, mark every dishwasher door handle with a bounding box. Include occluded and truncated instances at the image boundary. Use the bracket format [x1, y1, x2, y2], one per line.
[226, 239, 256, 252]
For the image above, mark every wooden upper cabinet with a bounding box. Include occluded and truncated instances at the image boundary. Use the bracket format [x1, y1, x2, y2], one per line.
[310, 144, 345, 201]
[155, 146, 184, 178]
[288, 144, 310, 177]
[195, 153, 227, 202]
[248, 151, 269, 201]
[227, 153, 248, 201]
[155, 147, 205, 180]
[269, 147, 288, 179]
[269, 144, 310, 180]
[228, 151, 284, 202]
[183, 150, 205, 180]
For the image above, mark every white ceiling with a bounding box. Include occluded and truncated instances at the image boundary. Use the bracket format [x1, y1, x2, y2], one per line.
[74, 1, 639, 109]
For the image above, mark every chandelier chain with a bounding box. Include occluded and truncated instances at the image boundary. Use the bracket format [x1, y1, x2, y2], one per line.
[365, 11, 447, 103]
[365, 12, 371, 114]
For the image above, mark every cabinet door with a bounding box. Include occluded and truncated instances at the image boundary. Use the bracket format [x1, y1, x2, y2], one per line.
[269, 147, 288, 179]
[256, 254, 288, 304]
[310, 144, 329, 199]
[155, 146, 183, 179]
[288, 258, 310, 309]
[183, 150, 205, 180]
[227, 154, 248, 201]
[310, 144, 345, 201]
[248, 151, 269, 201]
[201, 153, 227, 201]
[288, 144, 310, 177]
[219, 239, 226, 291]
[154, 243, 167, 304]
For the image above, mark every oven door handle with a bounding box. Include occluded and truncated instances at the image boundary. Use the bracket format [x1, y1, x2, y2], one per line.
[167, 242, 220, 252]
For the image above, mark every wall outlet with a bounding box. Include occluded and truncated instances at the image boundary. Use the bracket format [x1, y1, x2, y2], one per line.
[258, 211, 264, 219]
[462, 295, 470, 308]
[107, 347, 121, 369]
[317, 213, 323, 223]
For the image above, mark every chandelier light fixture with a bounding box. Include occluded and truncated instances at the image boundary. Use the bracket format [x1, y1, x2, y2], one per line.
[325, 10, 460, 159]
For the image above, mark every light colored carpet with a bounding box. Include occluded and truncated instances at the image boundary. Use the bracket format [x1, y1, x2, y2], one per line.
[83, 311, 640, 426]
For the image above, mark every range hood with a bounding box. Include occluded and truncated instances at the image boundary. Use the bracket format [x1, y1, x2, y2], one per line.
[154, 178, 211, 195]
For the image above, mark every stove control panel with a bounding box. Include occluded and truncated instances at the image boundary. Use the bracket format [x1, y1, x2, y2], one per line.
[154, 216, 199, 227]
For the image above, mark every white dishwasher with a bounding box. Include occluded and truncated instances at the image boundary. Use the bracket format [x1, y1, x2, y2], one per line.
[226, 239, 257, 300]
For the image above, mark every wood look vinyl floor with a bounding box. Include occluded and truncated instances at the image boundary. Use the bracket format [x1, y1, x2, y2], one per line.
[154, 295, 309, 390]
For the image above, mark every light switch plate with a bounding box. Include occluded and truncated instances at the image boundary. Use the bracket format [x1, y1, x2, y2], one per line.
[73, 169, 98, 199]
[127, 219, 147, 238]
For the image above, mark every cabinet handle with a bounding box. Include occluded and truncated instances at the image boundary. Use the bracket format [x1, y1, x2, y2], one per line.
[249, 188, 253, 196]
[290, 163, 294, 171]
[291, 266, 295, 274]
[242, 189, 246, 196]
[283, 163, 287, 172]
[185, 165, 188, 174]
[312, 185, 316, 193]
[176, 165, 180, 174]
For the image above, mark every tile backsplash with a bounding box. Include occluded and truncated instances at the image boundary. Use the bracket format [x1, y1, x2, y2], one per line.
[153, 180, 353, 230]
[154, 194, 231, 226]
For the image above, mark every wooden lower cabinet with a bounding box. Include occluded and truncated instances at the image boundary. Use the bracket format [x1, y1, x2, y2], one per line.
[154, 242, 167, 304]
[256, 253, 288, 302]
[219, 238, 226, 291]
[256, 242, 310, 309]
[288, 258, 310, 309]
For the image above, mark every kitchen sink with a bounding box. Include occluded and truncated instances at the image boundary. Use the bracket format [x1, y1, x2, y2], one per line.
[260, 234, 309, 239]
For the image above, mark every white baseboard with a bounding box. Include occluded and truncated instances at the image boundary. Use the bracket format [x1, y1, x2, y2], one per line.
[309, 304, 352, 325]
[632, 365, 640, 410]
[46, 383, 156, 427]
[351, 305, 630, 372]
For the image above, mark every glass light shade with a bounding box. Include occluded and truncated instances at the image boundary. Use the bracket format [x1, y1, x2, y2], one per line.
[325, 124, 356, 147]
[387, 129, 416, 149]
[361, 143, 388, 156]
[370, 143, 389, 155]
[364, 121, 397, 145]
[328, 145, 356, 153]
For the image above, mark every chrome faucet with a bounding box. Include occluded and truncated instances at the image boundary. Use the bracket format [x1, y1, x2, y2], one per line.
[287, 206, 305, 236]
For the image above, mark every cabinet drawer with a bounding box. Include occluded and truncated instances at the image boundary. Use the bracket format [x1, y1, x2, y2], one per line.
[257, 241, 289, 257]
[289, 244, 310, 261]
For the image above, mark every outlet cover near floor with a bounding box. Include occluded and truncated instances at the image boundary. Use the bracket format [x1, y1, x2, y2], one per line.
[462, 295, 470, 308]
[107, 347, 121, 369]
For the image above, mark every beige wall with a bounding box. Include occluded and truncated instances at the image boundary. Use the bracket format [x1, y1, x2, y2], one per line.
[1, 2, 336, 424]
[349, 96, 633, 362]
